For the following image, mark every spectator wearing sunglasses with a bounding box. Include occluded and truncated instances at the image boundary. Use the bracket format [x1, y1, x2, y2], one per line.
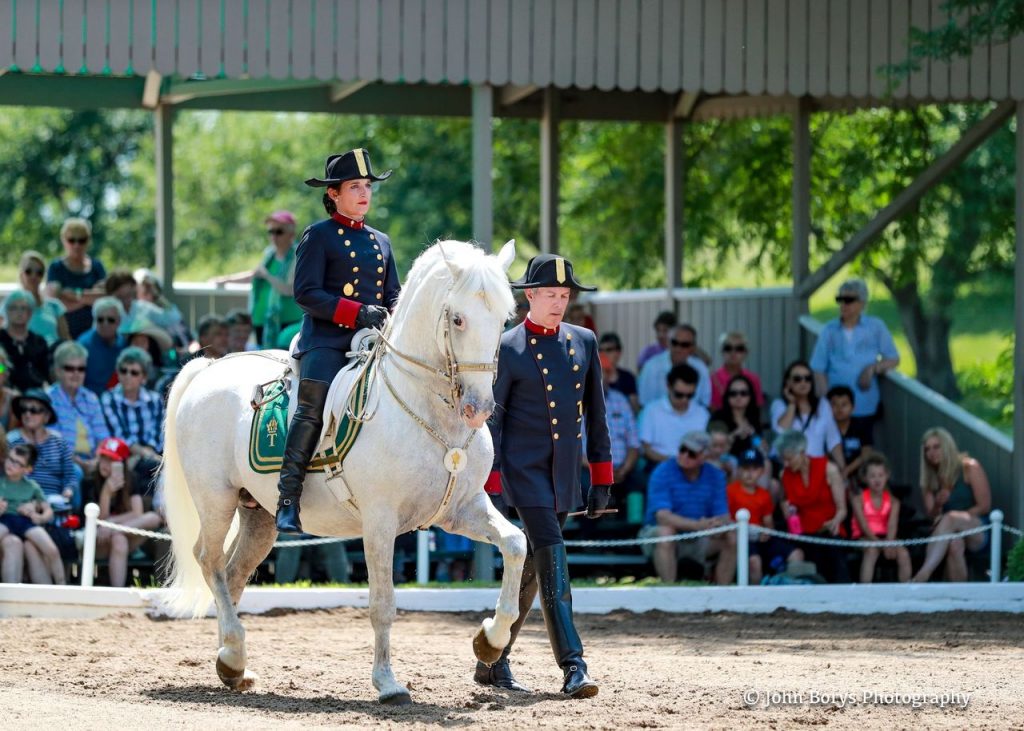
[7, 389, 77, 506]
[598, 332, 639, 414]
[46, 341, 111, 478]
[19, 250, 70, 346]
[639, 431, 736, 584]
[711, 373, 764, 459]
[45, 218, 108, 340]
[709, 331, 764, 410]
[810, 279, 899, 428]
[637, 324, 711, 408]
[100, 347, 165, 492]
[770, 360, 845, 469]
[76, 297, 127, 395]
[212, 210, 304, 348]
[638, 364, 710, 468]
[0, 290, 51, 392]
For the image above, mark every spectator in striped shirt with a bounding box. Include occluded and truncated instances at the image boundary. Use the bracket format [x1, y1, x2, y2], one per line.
[100, 347, 165, 493]
[7, 389, 78, 506]
[47, 341, 111, 477]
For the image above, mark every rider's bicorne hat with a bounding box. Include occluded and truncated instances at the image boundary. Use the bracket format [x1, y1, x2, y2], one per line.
[510, 254, 596, 291]
[304, 148, 392, 187]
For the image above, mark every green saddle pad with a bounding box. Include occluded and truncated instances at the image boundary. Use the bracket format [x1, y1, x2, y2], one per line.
[249, 367, 374, 475]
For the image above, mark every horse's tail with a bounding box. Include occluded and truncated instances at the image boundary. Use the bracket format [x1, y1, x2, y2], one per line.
[161, 356, 217, 617]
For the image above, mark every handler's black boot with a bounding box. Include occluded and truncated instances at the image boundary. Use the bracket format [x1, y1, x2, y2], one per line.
[474, 554, 537, 692]
[275, 379, 330, 534]
[535, 543, 599, 699]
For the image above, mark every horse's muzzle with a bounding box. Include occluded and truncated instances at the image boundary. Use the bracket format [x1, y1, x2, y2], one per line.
[462, 400, 493, 429]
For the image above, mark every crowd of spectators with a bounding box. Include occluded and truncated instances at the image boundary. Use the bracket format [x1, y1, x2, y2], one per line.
[586, 280, 994, 586]
[0, 215, 996, 588]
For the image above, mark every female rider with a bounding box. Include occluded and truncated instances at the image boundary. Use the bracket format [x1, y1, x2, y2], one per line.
[276, 150, 401, 534]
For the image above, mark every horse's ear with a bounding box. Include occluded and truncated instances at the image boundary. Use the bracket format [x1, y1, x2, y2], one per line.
[497, 239, 516, 273]
[436, 239, 461, 280]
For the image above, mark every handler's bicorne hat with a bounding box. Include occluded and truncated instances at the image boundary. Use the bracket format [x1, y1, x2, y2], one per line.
[509, 254, 596, 291]
[304, 148, 392, 187]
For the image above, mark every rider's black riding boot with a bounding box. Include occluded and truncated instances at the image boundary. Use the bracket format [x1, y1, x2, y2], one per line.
[535, 543, 599, 699]
[474, 553, 537, 692]
[275, 379, 330, 534]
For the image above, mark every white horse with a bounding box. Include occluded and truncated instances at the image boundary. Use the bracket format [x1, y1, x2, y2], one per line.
[161, 240, 527, 704]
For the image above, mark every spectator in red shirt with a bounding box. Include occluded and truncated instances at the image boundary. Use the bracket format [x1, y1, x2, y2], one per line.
[710, 331, 764, 410]
[728, 449, 803, 583]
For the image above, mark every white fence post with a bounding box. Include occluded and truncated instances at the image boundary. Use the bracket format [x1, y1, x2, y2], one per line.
[990, 509, 1003, 583]
[736, 509, 750, 587]
[416, 530, 430, 585]
[81, 502, 100, 587]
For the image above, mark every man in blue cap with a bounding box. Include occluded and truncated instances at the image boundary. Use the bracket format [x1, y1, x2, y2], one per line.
[275, 149, 401, 534]
[476, 254, 613, 699]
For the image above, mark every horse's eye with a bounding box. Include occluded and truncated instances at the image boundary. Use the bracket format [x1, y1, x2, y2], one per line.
[452, 314, 464, 329]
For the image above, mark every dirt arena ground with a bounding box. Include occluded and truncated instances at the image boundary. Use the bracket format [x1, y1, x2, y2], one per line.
[1, 606, 1022, 729]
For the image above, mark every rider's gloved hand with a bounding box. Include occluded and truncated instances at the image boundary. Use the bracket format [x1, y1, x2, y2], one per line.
[586, 485, 611, 519]
[355, 304, 389, 330]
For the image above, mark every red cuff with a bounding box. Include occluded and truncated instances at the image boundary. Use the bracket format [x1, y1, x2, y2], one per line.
[484, 470, 503, 495]
[332, 298, 361, 328]
[589, 461, 614, 486]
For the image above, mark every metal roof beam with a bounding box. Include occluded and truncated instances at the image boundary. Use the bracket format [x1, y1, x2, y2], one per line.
[162, 78, 327, 104]
[142, 71, 162, 109]
[329, 81, 371, 103]
[500, 84, 539, 106]
[674, 92, 699, 119]
[796, 100, 1017, 299]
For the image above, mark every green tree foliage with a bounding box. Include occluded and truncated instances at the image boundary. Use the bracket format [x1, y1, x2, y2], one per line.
[891, 0, 1024, 78]
[0, 108, 152, 265]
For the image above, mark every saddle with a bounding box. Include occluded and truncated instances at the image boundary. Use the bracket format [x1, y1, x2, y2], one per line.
[248, 329, 380, 477]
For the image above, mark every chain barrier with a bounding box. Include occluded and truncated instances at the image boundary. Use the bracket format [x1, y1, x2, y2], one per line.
[1002, 524, 1024, 539]
[564, 523, 735, 547]
[93, 518, 355, 549]
[92, 516, 1008, 550]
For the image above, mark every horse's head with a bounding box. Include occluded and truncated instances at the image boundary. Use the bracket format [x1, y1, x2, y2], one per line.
[434, 239, 517, 428]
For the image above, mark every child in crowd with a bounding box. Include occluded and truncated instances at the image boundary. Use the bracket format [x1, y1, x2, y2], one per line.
[727, 449, 804, 584]
[828, 385, 874, 488]
[850, 453, 911, 583]
[225, 309, 257, 353]
[80, 437, 163, 587]
[706, 421, 737, 480]
[0, 443, 66, 584]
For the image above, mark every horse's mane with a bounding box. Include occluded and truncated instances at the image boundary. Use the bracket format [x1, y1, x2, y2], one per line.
[393, 240, 515, 323]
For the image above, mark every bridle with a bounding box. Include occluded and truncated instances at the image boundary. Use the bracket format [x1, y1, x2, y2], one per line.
[376, 300, 499, 411]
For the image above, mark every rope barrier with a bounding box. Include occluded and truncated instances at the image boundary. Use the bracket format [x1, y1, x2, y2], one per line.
[78, 504, 1019, 588]
[94, 518, 357, 549]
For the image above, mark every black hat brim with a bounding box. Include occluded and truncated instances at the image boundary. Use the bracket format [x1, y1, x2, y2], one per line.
[305, 169, 392, 187]
[510, 277, 596, 292]
[12, 392, 57, 425]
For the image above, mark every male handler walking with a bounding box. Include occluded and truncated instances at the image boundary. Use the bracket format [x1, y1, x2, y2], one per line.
[476, 254, 613, 699]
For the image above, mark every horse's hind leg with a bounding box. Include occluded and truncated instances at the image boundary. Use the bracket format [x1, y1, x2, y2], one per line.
[363, 514, 412, 705]
[193, 503, 257, 691]
[447, 492, 527, 663]
[209, 505, 278, 691]
[226, 505, 278, 604]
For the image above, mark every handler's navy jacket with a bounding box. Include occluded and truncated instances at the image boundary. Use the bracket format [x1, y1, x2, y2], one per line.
[292, 212, 401, 356]
[486, 319, 614, 511]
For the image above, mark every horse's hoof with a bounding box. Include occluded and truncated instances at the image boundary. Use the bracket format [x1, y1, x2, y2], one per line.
[379, 690, 413, 706]
[473, 626, 504, 665]
[216, 657, 258, 691]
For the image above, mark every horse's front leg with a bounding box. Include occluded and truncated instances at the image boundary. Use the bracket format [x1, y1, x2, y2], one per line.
[449, 492, 528, 663]
[363, 517, 412, 705]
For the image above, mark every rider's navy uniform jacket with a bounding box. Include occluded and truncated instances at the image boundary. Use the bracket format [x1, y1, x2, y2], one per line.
[485, 318, 614, 511]
[292, 212, 401, 356]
